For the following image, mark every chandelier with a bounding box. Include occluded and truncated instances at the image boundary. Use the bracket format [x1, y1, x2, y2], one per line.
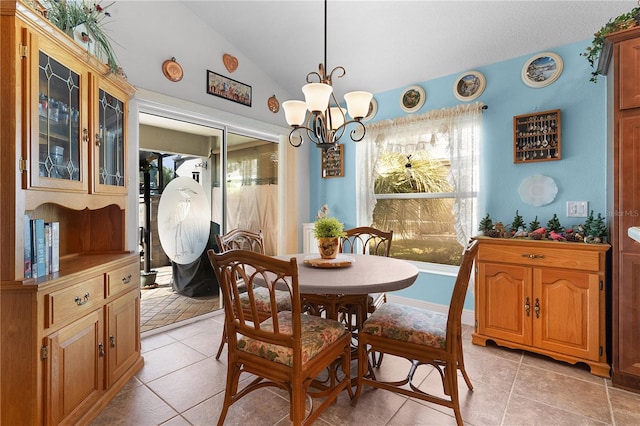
[282, 0, 373, 151]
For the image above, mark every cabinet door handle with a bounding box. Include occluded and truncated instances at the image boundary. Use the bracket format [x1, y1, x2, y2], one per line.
[74, 292, 90, 306]
[534, 298, 540, 319]
[82, 128, 89, 143]
[98, 342, 105, 357]
[110, 335, 115, 348]
[121, 274, 132, 285]
[521, 253, 545, 259]
[95, 133, 101, 146]
[525, 296, 530, 316]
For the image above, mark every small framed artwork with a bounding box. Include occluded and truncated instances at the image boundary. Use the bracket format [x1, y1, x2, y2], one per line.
[453, 71, 486, 101]
[400, 85, 426, 113]
[513, 109, 561, 163]
[206, 70, 252, 107]
[321, 144, 344, 178]
[363, 97, 378, 122]
[521, 52, 563, 88]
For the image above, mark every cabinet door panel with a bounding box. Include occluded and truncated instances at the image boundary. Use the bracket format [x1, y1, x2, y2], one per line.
[618, 115, 640, 253]
[44, 309, 103, 425]
[620, 37, 640, 109]
[617, 252, 640, 378]
[534, 269, 600, 360]
[28, 35, 88, 192]
[478, 263, 532, 345]
[106, 290, 140, 387]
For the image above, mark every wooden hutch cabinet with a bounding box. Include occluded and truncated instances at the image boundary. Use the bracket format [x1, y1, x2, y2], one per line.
[472, 238, 610, 378]
[0, 2, 143, 424]
[607, 26, 640, 393]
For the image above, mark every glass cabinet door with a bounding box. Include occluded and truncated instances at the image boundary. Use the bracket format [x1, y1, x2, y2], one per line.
[37, 51, 83, 186]
[94, 87, 127, 192]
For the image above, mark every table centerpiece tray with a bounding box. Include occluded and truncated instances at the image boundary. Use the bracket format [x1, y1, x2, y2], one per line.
[302, 254, 355, 268]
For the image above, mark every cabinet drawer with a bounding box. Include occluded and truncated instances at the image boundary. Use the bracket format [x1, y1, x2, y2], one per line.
[478, 244, 601, 272]
[45, 277, 105, 328]
[106, 263, 139, 298]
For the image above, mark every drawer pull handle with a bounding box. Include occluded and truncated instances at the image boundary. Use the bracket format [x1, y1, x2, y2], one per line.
[74, 292, 90, 306]
[122, 274, 132, 285]
[534, 298, 540, 319]
[525, 296, 530, 317]
[521, 253, 545, 259]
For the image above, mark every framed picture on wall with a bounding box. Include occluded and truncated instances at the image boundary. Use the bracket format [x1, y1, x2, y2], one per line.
[206, 70, 252, 106]
[453, 71, 486, 101]
[521, 52, 563, 88]
[321, 144, 344, 178]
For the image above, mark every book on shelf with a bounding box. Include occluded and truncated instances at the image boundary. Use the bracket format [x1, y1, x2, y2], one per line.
[51, 222, 60, 273]
[33, 218, 46, 278]
[24, 215, 32, 278]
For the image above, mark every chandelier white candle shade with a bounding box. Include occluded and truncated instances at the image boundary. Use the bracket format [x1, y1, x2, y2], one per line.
[282, 100, 307, 126]
[344, 91, 373, 119]
[302, 83, 333, 112]
[330, 107, 346, 130]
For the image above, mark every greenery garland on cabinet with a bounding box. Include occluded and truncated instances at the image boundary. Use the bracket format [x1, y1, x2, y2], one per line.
[478, 210, 607, 244]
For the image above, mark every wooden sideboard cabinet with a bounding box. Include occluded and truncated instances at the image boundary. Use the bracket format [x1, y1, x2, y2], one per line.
[607, 26, 640, 393]
[472, 237, 610, 377]
[0, 2, 142, 424]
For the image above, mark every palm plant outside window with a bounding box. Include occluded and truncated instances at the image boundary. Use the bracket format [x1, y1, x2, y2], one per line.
[356, 103, 483, 265]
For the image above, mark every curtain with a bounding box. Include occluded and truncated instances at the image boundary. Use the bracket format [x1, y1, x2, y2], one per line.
[356, 102, 483, 248]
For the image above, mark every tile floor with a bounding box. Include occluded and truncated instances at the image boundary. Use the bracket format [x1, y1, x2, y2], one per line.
[92, 312, 640, 426]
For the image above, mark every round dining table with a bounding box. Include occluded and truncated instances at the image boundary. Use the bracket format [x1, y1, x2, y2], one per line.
[273, 252, 419, 336]
[274, 253, 419, 295]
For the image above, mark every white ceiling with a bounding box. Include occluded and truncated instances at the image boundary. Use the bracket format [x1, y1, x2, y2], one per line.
[181, 0, 634, 100]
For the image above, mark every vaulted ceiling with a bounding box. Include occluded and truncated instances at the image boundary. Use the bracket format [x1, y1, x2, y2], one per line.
[181, 1, 633, 100]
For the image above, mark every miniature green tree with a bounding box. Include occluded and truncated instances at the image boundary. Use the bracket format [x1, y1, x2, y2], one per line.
[511, 210, 525, 231]
[583, 210, 595, 236]
[478, 214, 493, 234]
[591, 213, 607, 238]
[528, 216, 540, 232]
[546, 214, 563, 233]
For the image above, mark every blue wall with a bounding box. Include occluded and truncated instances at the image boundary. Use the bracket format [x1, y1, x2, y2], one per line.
[310, 39, 608, 308]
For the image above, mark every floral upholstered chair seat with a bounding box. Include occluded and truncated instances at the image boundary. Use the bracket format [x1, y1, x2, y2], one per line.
[362, 303, 447, 349]
[239, 286, 292, 313]
[238, 311, 348, 367]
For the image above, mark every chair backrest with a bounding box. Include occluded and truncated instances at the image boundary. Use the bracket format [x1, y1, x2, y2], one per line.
[445, 239, 479, 348]
[207, 249, 301, 351]
[340, 226, 393, 257]
[216, 229, 265, 254]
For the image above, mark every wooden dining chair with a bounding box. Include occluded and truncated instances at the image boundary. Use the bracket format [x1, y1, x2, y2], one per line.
[339, 226, 393, 366]
[213, 229, 291, 359]
[208, 249, 353, 425]
[353, 239, 479, 426]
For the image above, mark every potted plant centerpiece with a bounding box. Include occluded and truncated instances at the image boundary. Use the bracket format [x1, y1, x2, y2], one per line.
[313, 216, 346, 259]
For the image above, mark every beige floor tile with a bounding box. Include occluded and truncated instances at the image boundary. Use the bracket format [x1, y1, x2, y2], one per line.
[608, 386, 640, 425]
[91, 384, 178, 426]
[388, 399, 458, 425]
[503, 394, 609, 425]
[135, 341, 207, 383]
[521, 351, 607, 384]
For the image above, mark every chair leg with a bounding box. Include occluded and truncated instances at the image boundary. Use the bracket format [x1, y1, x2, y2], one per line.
[215, 325, 227, 360]
[447, 366, 464, 426]
[291, 383, 306, 425]
[457, 337, 473, 390]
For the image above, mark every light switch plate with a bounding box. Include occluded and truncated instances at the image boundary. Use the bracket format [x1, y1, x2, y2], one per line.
[567, 201, 588, 218]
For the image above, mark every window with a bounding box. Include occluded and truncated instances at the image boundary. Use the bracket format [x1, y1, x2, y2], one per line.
[356, 103, 483, 265]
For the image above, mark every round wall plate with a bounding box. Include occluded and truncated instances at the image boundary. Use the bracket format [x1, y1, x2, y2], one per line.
[400, 85, 426, 113]
[162, 58, 183, 82]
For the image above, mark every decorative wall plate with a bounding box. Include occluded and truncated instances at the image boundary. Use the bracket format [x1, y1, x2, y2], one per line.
[454, 71, 486, 101]
[518, 174, 558, 207]
[223, 53, 238, 73]
[521, 52, 563, 88]
[162, 57, 183, 82]
[400, 85, 425, 113]
[268, 95, 280, 113]
[363, 97, 378, 122]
